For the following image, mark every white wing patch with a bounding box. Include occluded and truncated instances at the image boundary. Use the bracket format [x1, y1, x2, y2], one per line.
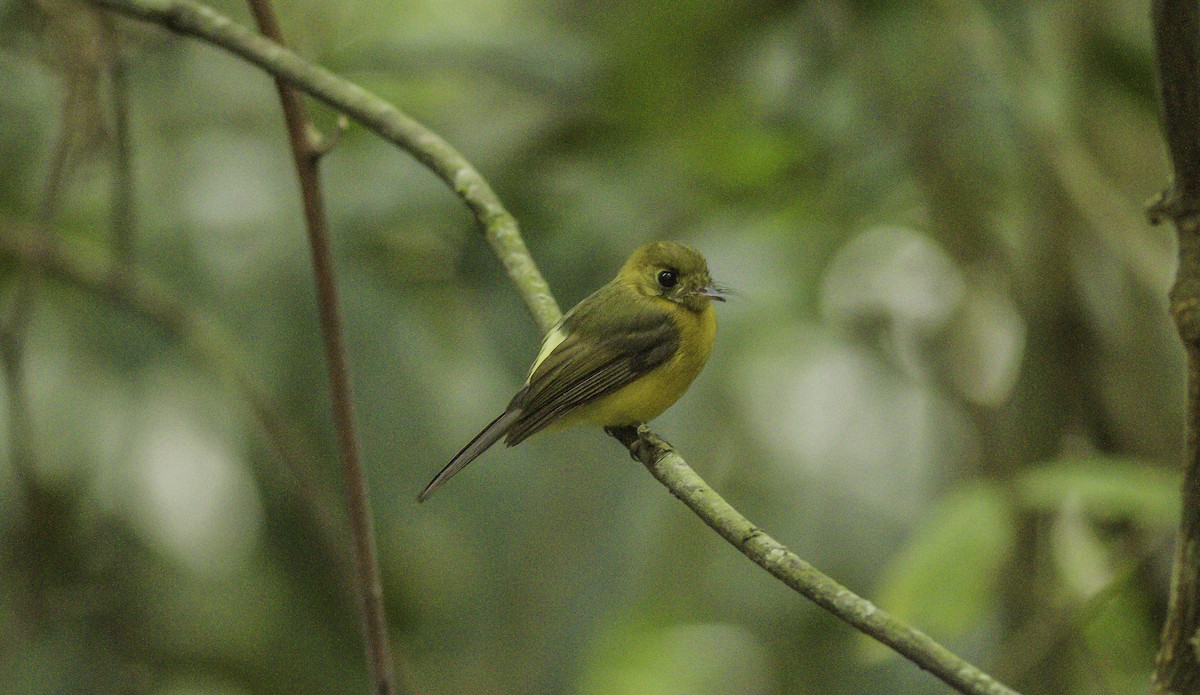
[529, 323, 568, 380]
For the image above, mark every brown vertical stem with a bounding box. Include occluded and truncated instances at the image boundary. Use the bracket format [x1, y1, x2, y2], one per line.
[243, 3, 400, 693]
[1149, 1, 1200, 693]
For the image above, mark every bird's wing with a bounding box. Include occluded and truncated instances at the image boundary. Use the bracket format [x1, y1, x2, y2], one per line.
[504, 297, 679, 445]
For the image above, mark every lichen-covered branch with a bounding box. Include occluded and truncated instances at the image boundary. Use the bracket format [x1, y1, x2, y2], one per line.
[607, 426, 1019, 695]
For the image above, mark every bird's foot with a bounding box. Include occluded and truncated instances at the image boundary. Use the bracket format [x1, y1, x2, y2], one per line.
[605, 424, 669, 463]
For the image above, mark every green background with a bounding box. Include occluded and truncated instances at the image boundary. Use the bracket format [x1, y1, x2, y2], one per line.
[0, 0, 1177, 693]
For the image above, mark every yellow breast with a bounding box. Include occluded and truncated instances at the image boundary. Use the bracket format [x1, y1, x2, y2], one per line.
[568, 301, 717, 427]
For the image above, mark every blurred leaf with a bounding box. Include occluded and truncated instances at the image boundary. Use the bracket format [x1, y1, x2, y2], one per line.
[581, 619, 775, 695]
[680, 120, 797, 194]
[862, 483, 1015, 661]
[1076, 580, 1157, 694]
[1016, 456, 1180, 528]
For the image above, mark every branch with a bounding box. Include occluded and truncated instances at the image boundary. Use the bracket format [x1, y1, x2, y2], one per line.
[243, 0, 400, 692]
[87, 1, 1019, 692]
[607, 427, 1018, 695]
[1149, 2, 1200, 693]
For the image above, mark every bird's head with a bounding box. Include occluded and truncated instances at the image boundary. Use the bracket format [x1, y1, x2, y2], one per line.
[620, 241, 727, 313]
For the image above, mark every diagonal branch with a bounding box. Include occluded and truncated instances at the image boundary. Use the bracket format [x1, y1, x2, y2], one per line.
[88, 0, 561, 332]
[87, 1, 1019, 692]
[606, 426, 1019, 695]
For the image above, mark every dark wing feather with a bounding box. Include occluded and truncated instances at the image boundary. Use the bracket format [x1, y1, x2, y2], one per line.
[504, 295, 679, 445]
[417, 408, 523, 502]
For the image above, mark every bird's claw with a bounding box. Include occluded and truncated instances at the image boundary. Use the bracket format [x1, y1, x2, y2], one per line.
[605, 424, 669, 463]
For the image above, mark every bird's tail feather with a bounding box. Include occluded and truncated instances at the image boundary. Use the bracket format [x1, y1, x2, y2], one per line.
[417, 409, 522, 502]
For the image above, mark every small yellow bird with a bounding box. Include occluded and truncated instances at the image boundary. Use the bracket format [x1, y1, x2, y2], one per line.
[417, 241, 724, 502]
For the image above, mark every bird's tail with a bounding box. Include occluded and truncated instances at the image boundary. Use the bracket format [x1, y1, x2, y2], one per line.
[417, 409, 522, 502]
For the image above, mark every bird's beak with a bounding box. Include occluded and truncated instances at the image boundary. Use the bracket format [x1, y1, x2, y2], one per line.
[696, 283, 728, 302]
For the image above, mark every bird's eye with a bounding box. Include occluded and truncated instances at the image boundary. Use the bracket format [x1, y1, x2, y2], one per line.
[656, 269, 679, 289]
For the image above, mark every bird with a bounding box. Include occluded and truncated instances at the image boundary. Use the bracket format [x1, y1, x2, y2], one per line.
[417, 241, 725, 502]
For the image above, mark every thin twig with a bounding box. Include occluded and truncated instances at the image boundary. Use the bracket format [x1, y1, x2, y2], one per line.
[243, 0, 400, 692]
[87, 2, 1020, 692]
[311, 115, 349, 157]
[98, 13, 137, 275]
[1148, 1, 1200, 693]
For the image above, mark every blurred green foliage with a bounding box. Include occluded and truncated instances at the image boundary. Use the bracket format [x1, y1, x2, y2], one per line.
[0, 0, 1179, 693]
